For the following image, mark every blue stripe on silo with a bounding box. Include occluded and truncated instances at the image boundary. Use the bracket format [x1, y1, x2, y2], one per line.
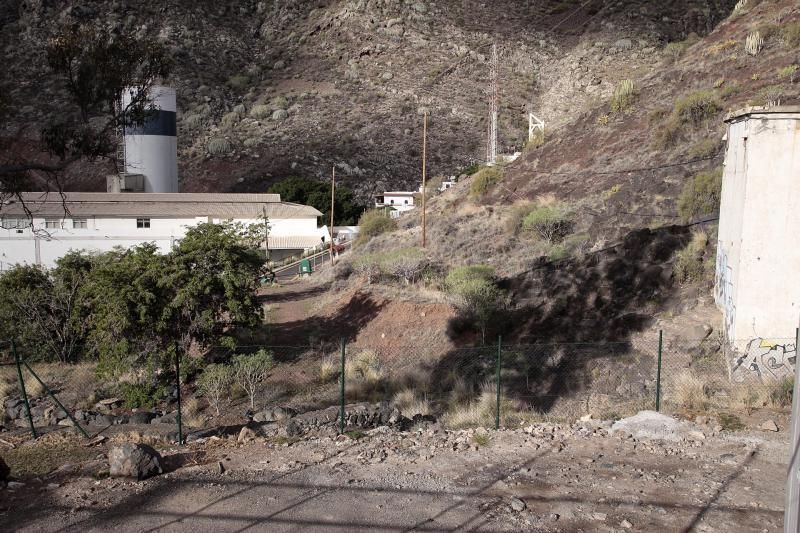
[126, 110, 177, 136]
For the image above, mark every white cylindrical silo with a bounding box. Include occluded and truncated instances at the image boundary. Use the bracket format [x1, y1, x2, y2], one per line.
[121, 85, 179, 193]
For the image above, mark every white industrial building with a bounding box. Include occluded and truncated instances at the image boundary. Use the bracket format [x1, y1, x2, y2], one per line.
[715, 106, 800, 381]
[0, 192, 325, 269]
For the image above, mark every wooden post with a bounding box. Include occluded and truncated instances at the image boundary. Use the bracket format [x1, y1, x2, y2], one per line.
[422, 111, 427, 248]
[330, 166, 336, 265]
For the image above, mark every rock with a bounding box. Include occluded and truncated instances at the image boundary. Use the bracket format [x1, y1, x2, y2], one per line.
[621, 518, 633, 529]
[580, 413, 593, 422]
[253, 406, 296, 423]
[129, 412, 156, 425]
[151, 411, 178, 425]
[278, 419, 301, 438]
[273, 59, 286, 69]
[592, 512, 607, 521]
[7, 481, 24, 490]
[510, 497, 526, 512]
[381, 72, 393, 81]
[98, 397, 122, 406]
[108, 443, 163, 480]
[0, 456, 9, 482]
[272, 109, 289, 121]
[217, 461, 225, 474]
[611, 411, 700, 442]
[614, 38, 634, 50]
[761, 419, 779, 432]
[238, 426, 257, 443]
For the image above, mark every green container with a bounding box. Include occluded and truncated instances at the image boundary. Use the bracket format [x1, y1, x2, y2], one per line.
[299, 258, 312, 274]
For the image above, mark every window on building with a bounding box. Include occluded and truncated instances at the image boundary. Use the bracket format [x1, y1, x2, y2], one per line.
[72, 218, 88, 229]
[1, 217, 25, 229]
[390, 199, 395, 204]
[45, 219, 61, 229]
[404, 199, 409, 205]
[136, 218, 151, 229]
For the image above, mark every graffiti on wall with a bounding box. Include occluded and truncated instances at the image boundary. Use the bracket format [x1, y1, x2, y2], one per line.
[731, 338, 797, 381]
[714, 245, 735, 339]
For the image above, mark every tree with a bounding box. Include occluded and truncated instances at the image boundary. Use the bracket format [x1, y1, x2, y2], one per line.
[198, 364, 234, 416]
[233, 350, 274, 409]
[445, 266, 505, 345]
[1, 24, 171, 224]
[268, 177, 364, 225]
[0, 251, 92, 362]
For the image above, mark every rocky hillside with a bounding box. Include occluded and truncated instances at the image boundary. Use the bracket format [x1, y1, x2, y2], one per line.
[2, 0, 741, 200]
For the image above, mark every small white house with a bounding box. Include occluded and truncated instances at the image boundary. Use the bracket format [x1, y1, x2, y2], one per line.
[0, 192, 324, 269]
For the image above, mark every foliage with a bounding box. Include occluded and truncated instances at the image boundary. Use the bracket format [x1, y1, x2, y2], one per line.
[355, 209, 397, 245]
[674, 231, 709, 284]
[183, 114, 204, 129]
[352, 253, 383, 284]
[674, 91, 721, 126]
[233, 349, 274, 409]
[268, 176, 363, 226]
[469, 166, 502, 198]
[783, 23, 800, 48]
[744, 31, 764, 56]
[664, 41, 690, 60]
[346, 350, 383, 385]
[461, 163, 481, 176]
[221, 111, 241, 127]
[653, 116, 682, 149]
[777, 65, 798, 83]
[596, 113, 609, 126]
[751, 85, 785, 107]
[272, 96, 289, 110]
[377, 248, 427, 284]
[678, 168, 722, 222]
[0, 252, 93, 362]
[719, 83, 740, 99]
[198, 363, 234, 416]
[610, 79, 636, 113]
[120, 382, 165, 409]
[445, 266, 505, 344]
[250, 104, 272, 119]
[689, 138, 722, 159]
[521, 205, 575, 243]
[207, 137, 232, 155]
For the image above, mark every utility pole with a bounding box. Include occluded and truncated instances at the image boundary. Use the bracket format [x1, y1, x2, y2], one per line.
[422, 110, 428, 248]
[330, 165, 336, 265]
[487, 43, 498, 165]
[785, 325, 800, 532]
[262, 206, 270, 263]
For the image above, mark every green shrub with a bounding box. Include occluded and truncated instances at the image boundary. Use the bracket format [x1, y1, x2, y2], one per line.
[221, 111, 241, 127]
[664, 41, 690, 60]
[689, 138, 722, 159]
[121, 382, 165, 409]
[183, 114, 204, 129]
[674, 91, 721, 126]
[250, 104, 272, 119]
[719, 82, 740, 99]
[521, 205, 575, 243]
[445, 266, 504, 344]
[505, 202, 534, 235]
[197, 363, 233, 416]
[272, 96, 289, 110]
[378, 248, 427, 284]
[355, 210, 397, 245]
[233, 349, 273, 409]
[678, 168, 723, 222]
[783, 23, 800, 48]
[777, 65, 798, 83]
[469, 166, 502, 198]
[207, 137, 232, 156]
[462, 163, 481, 176]
[673, 231, 708, 284]
[227, 75, 250, 90]
[751, 84, 785, 107]
[610, 79, 637, 112]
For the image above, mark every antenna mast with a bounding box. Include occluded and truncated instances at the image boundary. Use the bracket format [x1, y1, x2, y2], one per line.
[487, 43, 498, 165]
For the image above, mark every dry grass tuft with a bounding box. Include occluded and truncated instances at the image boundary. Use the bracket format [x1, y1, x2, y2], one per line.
[319, 358, 338, 383]
[346, 350, 383, 385]
[392, 388, 431, 417]
[674, 372, 709, 411]
[183, 397, 202, 417]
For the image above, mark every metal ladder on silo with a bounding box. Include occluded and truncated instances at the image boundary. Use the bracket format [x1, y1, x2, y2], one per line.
[114, 98, 126, 176]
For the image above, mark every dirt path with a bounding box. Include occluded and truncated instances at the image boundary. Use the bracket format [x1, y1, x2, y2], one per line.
[3, 422, 788, 532]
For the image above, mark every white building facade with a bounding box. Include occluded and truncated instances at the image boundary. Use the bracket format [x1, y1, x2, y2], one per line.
[715, 106, 800, 381]
[0, 192, 324, 269]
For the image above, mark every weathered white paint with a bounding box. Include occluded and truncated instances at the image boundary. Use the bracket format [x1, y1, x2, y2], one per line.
[715, 106, 800, 379]
[0, 214, 322, 270]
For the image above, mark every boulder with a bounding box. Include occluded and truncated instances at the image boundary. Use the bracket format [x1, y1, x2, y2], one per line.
[510, 497, 526, 512]
[108, 443, 163, 480]
[271, 109, 288, 121]
[611, 411, 699, 442]
[761, 419, 779, 432]
[151, 411, 178, 425]
[129, 412, 156, 425]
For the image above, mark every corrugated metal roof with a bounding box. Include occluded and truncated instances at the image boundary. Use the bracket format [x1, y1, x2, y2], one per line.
[268, 235, 324, 249]
[3, 192, 322, 219]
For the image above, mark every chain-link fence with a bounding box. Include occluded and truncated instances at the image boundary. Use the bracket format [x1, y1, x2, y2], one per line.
[2, 331, 797, 441]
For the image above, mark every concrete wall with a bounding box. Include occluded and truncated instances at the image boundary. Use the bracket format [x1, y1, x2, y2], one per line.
[715, 106, 800, 381]
[0, 215, 320, 269]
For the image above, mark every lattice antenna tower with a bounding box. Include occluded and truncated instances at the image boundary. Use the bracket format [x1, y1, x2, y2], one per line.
[486, 43, 498, 165]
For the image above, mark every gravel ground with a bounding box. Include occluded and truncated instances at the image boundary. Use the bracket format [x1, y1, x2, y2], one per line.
[0, 414, 789, 532]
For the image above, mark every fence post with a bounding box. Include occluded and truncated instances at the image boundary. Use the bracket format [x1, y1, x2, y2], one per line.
[174, 342, 183, 445]
[22, 361, 88, 438]
[656, 330, 663, 412]
[783, 326, 800, 533]
[340, 338, 346, 434]
[12, 340, 36, 439]
[495, 335, 502, 430]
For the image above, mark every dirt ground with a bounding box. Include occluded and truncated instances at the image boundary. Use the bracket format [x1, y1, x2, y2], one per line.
[0, 416, 789, 533]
